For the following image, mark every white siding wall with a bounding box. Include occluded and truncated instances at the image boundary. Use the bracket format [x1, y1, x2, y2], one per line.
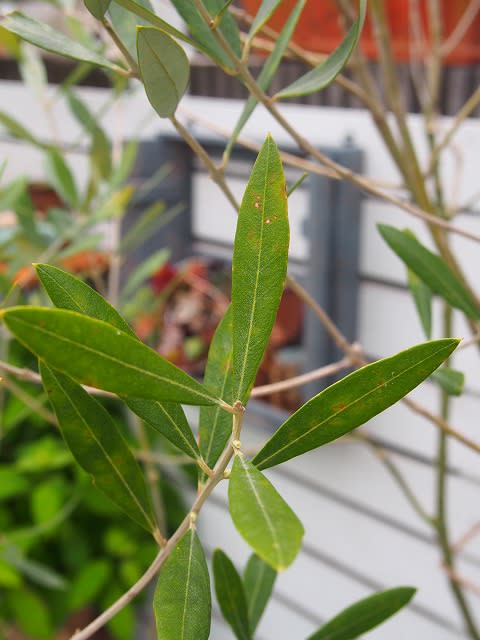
[1, 80, 479, 638]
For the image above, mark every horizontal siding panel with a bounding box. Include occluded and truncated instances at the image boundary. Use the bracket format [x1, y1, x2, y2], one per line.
[2, 80, 479, 209]
[201, 481, 475, 638]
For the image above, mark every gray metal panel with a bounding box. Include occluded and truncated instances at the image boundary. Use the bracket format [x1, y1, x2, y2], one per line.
[304, 140, 363, 399]
[122, 136, 193, 283]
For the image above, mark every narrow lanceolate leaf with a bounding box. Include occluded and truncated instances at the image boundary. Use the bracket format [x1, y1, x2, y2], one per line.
[253, 339, 459, 470]
[40, 362, 156, 532]
[0, 12, 121, 71]
[154, 528, 211, 640]
[378, 224, 480, 320]
[112, 0, 200, 51]
[307, 587, 416, 640]
[199, 308, 233, 478]
[275, 0, 366, 99]
[407, 268, 432, 339]
[228, 454, 304, 570]
[431, 367, 465, 397]
[2, 307, 221, 406]
[0, 110, 48, 149]
[108, 0, 153, 59]
[126, 398, 200, 459]
[36, 264, 201, 457]
[213, 549, 251, 640]
[232, 136, 289, 404]
[84, 0, 112, 20]
[225, 0, 306, 160]
[137, 27, 190, 118]
[44, 151, 79, 209]
[243, 554, 276, 633]
[35, 264, 135, 337]
[246, 0, 283, 42]
[169, 0, 241, 72]
[122, 249, 169, 299]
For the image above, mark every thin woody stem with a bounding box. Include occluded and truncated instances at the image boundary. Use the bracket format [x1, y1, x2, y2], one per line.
[441, 0, 480, 58]
[1, 376, 57, 425]
[355, 432, 435, 526]
[70, 438, 236, 640]
[170, 114, 240, 211]
[251, 356, 354, 397]
[427, 87, 480, 178]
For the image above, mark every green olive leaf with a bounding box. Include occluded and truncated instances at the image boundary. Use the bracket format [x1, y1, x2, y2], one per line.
[378, 224, 480, 320]
[2, 307, 221, 406]
[40, 362, 157, 533]
[232, 135, 289, 404]
[199, 307, 233, 480]
[1, 12, 121, 71]
[213, 549, 251, 640]
[154, 528, 211, 640]
[275, 0, 366, 99]
[253, 339, 459, 470]
[243, 554, 276, 633]
[307, 587, 416, 640]
[228, 453, 303, 570]
[137, 26, 190, 118]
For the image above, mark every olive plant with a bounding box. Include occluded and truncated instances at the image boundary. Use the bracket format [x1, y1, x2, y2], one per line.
[0, 0, 479, 639]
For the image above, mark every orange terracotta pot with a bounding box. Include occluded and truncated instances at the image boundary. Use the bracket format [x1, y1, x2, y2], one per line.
[240, 0, 480, 64]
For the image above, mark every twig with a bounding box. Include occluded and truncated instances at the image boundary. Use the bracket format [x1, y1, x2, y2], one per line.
[450, 522, 480, 554]
[354, 432, 435, 526]
[458, 331, 480, 350]
[177, 105, 401, 190]
[102, 17, 139, 76]
[0, 360, 115, 398]
[442, 567, 480, 599]
[1, 376, 57, 426]
[427, 87, 480, 177]
[403, 396, 480, 455]
[189, 5, 480, 243]
[232, 5, 369, 105]
[70, 432, 238, 640]
[441, 0, 480, 58]
[287, 277, 363, 362]
[251, 356, 354, 398]
[170, 114, 240, 211]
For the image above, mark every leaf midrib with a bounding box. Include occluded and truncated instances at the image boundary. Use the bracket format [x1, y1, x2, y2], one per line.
[143, 33, 179, 104]
[180, 530, 195, 639]
[156, 402, 199, 459]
